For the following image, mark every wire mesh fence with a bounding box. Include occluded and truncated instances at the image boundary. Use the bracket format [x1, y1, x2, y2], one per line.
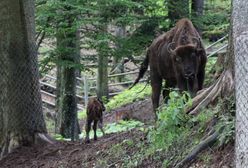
[0, 0, 47, 150]
[234, 31, 248, 166]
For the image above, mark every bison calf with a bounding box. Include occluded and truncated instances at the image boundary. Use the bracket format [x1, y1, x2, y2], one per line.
[85, 97, 105, 143]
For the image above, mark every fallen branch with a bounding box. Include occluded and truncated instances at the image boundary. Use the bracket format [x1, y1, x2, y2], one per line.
[175, 129, 221, 168]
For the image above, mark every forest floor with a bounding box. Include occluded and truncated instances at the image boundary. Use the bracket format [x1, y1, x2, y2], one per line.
[0, 99, 234, 168]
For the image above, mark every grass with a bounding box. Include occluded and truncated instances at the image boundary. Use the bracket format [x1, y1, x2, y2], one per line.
[79, 120, 144, 140]
[106, 83, 152, 111]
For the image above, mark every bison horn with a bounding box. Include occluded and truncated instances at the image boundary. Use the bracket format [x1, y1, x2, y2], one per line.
[192, 37, 200, 47]
[167, 42, 176, 54]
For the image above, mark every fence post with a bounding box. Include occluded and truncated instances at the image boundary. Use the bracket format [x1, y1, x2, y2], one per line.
[83, 75, 89, 107]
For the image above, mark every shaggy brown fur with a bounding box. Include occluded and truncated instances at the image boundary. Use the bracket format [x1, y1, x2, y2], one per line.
[85, 97, 105, 143]
[130, 18, 207, 119]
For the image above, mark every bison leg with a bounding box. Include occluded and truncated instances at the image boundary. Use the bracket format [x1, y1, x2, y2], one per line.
[197, 68, 205, 91]
[151, 77, 162, 120]
[98, 118, 105, 135]
[93, 120, 98, 141]
[162, 79, 176, 102]
[85, 119, 92, 143]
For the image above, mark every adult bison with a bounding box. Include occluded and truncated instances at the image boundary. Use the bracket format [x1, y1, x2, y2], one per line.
[130, 18, 207, 119]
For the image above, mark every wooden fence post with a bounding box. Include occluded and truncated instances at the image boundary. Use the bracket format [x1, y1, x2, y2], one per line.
[83, 75, 89, 107]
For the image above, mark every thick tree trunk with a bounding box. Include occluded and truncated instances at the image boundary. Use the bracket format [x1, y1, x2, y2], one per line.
[233, 0, 248, 167]
[56, 16, 79, 140]
[0, 0, 48, 158]
[167, 0, 189, 25]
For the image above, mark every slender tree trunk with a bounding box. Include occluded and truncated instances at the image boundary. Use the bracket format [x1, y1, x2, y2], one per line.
[167, 0, 189, 26]
[96, 27, 109, 99]
[191, 0, 204, 34]
[192, 0, 204, 16]
[97, 51, 109, 99]
[56, 16, 79, 140]
[233, 0, 248, 167]
[75, 29, 81, 79]
[0, 0, 48, 158]
[112, 26, 126, 82]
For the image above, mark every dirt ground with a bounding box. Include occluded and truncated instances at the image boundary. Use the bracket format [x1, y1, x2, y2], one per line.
[0, 130, 145, 168]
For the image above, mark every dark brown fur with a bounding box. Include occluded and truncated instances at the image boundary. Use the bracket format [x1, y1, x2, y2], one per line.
[130, 18, 207, 119]
[85, 97, 105, 143]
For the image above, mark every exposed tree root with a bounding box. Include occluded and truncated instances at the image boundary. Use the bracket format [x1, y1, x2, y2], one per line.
[185, 70, 234, 115]
[175, 68, 234, 167]
[0, 133, 54, 160]
[175, 129, 221, 168]
[35, 133, 55, 145]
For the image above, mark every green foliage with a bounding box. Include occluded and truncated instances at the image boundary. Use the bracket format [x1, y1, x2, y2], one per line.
[148, 91, 192, 150]
[78, 119, 144, 140]
[215, 96, 235, 145]
[106, 83, 151, 111]
[105, 120, 144, 134]
[216, 114, 235, 145]
[204, 57, 218, 86]
[200, 0, 231, 41]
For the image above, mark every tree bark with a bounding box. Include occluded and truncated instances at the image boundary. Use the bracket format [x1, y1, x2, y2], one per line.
[0, 0, 48, 158]
[233, 0, 248, 167]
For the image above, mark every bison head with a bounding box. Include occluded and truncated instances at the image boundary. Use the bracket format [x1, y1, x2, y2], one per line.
[167, 39, 204, 94]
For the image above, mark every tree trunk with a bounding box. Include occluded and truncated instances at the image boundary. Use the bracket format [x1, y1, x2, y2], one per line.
[112, 26, 126, 82]
[167, 0, 189, 26]
[75, 29, 81, 79]
[97, 52, 109, 99]
[97, 26, 109, 99]
[0, 0, 49, 158]
[233, 0, 248, 167]
[192, 0, 204, 16]
[56, 16, 79, 140]
[191, 0, 204, 34]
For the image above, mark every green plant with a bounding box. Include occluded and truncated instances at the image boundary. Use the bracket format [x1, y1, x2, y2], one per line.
[148, 91, 192, 150]
[106, 83, 151, 111]
[78, 120, 144, 140]
[105, 120, 144, 134]
[216, 96, 235, 145]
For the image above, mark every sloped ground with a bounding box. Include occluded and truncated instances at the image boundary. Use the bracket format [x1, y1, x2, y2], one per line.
[0, 98, 234, 168]
[0, 130, 145, 168]
[0, 129, 234, 168]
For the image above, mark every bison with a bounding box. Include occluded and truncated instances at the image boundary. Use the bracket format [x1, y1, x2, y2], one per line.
[85, 97, 105, 143]
[130, 18, 207, 119]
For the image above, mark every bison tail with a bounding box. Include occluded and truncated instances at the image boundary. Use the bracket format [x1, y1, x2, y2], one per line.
[129, 51, 149, 90]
